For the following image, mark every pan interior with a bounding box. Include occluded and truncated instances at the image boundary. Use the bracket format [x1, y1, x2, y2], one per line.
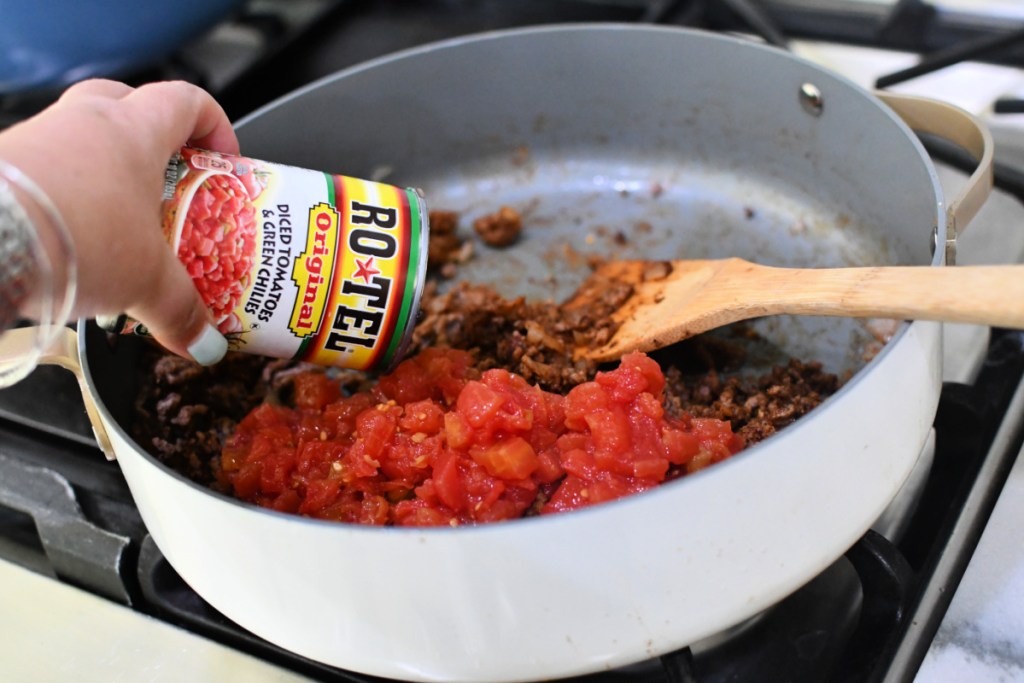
[411, 151, 899, 375]
[235, 26, 943, 377]
[420, 155, 894, 303]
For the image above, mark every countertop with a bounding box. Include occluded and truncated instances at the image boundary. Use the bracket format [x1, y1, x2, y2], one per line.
[0, 559, 312, 683]
[3, 31, 1024, 683]
[916, 439, 1024, 682]
[797, 37, 1024, 683]
[912, 175, 1024, 683]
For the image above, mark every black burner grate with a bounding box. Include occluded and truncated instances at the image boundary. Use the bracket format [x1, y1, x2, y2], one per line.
[2, 326, 1020, 682]
[3, 2, 1024, 681]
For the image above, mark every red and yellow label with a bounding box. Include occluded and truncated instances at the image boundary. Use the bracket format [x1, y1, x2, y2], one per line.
[301, 178, 418, 371]
[289, 203, 339, 338]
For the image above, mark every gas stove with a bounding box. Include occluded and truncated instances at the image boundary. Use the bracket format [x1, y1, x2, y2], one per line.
[2, 2, 1024, 682]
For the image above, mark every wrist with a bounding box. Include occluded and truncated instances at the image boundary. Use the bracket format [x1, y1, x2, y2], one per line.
[0, 181, 38, 330]
[0, 160, 77, 385]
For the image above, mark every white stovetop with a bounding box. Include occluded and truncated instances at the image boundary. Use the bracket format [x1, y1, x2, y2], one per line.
[790, 36, 1024, 683]
[916, 166, 1024, 683]
[915, 442, 1024, 682]
[0, 560, 312, 682]
[4, 25, 1024, 683]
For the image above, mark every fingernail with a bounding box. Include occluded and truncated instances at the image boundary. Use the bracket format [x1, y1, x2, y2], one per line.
[187, 323, 228, 366]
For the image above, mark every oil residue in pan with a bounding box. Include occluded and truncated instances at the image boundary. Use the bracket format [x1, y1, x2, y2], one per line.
[420, 153, 898, 377]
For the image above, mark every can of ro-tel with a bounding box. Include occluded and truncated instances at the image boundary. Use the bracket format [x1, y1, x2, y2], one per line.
[104, 147, 429, 372]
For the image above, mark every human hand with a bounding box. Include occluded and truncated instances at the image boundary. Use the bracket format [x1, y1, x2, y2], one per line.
[0, 79, 239, 364]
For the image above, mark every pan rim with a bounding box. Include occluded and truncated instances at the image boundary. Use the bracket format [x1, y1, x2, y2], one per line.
[86, 23, 948, 535]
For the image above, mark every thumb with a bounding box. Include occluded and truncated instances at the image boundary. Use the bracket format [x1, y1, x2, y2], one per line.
[127, 251, 227, 366]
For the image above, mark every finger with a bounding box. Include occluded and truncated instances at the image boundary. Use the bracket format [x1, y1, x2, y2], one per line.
[126, 251, 227, 366]
[125, 81, 240, 156]
[57, 78, 135, 103]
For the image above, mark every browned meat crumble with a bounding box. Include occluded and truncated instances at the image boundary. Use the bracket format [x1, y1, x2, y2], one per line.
[410, 267, 632, 393]
[664, 357, 840, 443]
[473, 205, 523, 247]
[131, 208, 842, 488]
[426, 210, 473, 278]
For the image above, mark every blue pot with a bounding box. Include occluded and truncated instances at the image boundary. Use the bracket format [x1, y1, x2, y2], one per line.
[0, 1, 245, 94]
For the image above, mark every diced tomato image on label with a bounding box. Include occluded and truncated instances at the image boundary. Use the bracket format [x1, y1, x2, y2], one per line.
[175, 173, 258, 332]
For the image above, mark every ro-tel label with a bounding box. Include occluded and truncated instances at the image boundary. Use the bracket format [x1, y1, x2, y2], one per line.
[288, 175, 425, 371]
[104, 148, 428, 373]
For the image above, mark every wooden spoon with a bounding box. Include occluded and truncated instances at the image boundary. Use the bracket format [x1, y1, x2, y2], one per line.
[572, 257, 1024, 362]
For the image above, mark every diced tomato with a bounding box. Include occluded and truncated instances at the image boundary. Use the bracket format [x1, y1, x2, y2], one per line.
[323, 393, 375, 438]
[558, 448, 596, 479]
[376, 347, 475, 405]
[632, 458, 669, 480]
[354, 408, 398, 461]
[258, 449, 295, 494]
[534, 447, 565, 484]
[293, 373, 341, 411]
[175, 173, 257, 330]
[596, 363, 649, 402]
[299, 478, 343, 515]
[430, 451, 467, 511]
[392, 498, 456, 527]
[662, 427, 702, 465]
[541, 474, 589, 513]
[469, 436, 539, 480]
[693, 418, 746, 460]
[457, 381, 505, 428]
[399, 399, 445, 434]
[584, 408, 631, 461]
[231, 461, 263, 500]
[622, 352, 666, 397]
[270, 489, 301, 514]
[444, 412, 472, 450]
[221, 349, 744, 527]
[564, 382, 610, 430]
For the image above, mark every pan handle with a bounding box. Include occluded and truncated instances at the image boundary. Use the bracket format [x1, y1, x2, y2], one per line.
[875, 91, 994, 265]
[0, 326, 116, 460]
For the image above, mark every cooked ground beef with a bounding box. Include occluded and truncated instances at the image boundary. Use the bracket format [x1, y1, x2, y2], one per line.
[664, 357, 840, 443]
[132, 208, 842, 489]
[472, 205, 523, 247]
[132, 351, 271, 489]
[410, 264, 632, 392]
[426, 210, 473, 278]
[413, 271, 840, 440]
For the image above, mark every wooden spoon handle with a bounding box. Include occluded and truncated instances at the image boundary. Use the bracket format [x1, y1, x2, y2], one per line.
[746, 263, 1024, 328]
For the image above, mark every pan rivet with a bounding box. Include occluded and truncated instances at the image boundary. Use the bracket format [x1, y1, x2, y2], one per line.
[799, 83, 824, 116]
